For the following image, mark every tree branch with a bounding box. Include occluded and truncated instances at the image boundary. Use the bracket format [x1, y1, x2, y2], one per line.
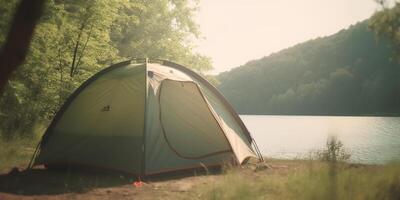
[70, 22, 86, 77]
[74, 24, 94, 76]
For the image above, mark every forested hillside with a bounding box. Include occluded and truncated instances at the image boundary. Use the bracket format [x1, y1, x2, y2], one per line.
[0, 0, 210, 137]
[218, 21, 400, 115]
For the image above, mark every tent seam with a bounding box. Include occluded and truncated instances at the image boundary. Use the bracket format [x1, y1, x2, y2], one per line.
[141, 58, 149, 176]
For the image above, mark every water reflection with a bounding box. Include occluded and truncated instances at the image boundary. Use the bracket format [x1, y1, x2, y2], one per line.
[241, 115, 400, 164]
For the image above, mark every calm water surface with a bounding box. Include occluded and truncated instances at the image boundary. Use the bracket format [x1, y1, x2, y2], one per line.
[240, 115, 400, 164]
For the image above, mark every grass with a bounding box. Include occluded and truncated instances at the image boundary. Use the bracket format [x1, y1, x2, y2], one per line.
[198, 160, 400, 200]
[202, 165, 289, 200]
[0, 134, 399, 199]
[286, 162, 400, 200]
[0, 124, 44, 172]
[0, 136, 40, 172]
[199, 137, 400, 200]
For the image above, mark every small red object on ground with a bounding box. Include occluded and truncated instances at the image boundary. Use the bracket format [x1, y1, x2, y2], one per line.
[133, 177, 144, 187]
[133, 181, 144, 187]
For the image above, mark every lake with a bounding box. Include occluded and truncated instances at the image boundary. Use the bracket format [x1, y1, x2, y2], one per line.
[240, 115, 400, 164]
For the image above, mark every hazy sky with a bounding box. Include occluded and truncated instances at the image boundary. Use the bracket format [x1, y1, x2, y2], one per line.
[195, 0, 379, 74]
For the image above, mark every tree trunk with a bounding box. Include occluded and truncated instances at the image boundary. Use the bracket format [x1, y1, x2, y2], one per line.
[0, 0, 45, 95]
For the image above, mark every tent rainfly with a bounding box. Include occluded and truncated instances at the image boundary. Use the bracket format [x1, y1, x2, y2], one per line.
[29, 59, 263, 176]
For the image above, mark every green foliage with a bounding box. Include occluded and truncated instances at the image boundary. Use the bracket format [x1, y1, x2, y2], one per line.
[0, 0, 19, 45]
[0, 127, 43, 170]
[0, 0, 211, 137]
[370, 2, 400, 59]
[111, 0, 211, 72]
[317, 136, 351, 163]
[218, 21, 400, 115]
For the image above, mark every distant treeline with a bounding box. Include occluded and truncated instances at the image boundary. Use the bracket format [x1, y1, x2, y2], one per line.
[218, 20, 400, 116]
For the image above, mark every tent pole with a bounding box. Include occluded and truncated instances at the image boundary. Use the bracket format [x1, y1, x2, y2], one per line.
[253, 139, 264, 162]
[26, 139, 42, 170]
[140, 58, 149, 177]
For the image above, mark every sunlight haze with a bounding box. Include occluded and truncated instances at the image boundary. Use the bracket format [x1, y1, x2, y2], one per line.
[195, 0, 379, 74]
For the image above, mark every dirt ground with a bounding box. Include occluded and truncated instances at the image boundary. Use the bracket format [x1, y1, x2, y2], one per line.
[0, 160, 313, 200]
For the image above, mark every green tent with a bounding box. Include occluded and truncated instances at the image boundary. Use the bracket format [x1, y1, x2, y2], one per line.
[31, 59, 262, 176]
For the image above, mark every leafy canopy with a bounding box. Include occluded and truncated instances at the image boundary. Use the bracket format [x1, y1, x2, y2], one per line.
[0, 0, 211, 137]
